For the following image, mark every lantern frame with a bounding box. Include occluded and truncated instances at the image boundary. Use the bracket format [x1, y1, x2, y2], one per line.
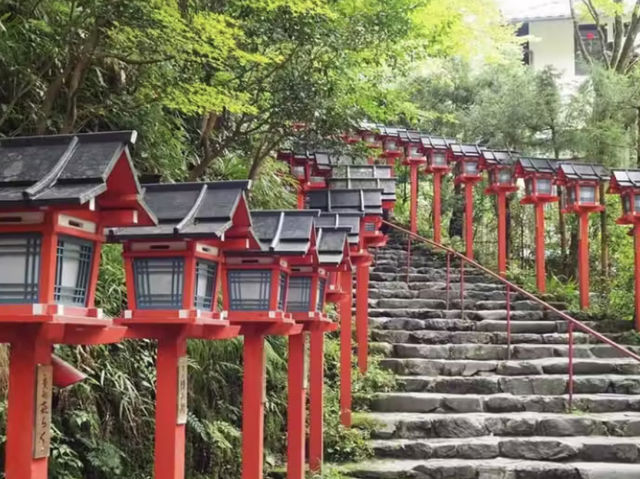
[0, 131, 155, 326]
[608, 169, 640, 225]
[514, 158, 560, 205]
[109, 181, 258, 325]
[451, 144, 483, 186]
[480, 150, 519, 195]
[556, 163, 608, 215]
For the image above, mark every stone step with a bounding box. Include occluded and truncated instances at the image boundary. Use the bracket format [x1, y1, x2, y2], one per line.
[369, 435, 640, 463]
[370, 280, 506, 292]
[376, 343, 640, 361]
[370, 329, 620, 345]
[369, 392, 640, 414]
[364, 411, 640, 440]
[343, 458, 640, 479]
[397, 375, 640, 396]
[379, 357, 640, 377]
[370, 272, 501, 284]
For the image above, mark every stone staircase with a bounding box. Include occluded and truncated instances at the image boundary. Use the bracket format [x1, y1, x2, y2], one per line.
[344, 236, 640, 479]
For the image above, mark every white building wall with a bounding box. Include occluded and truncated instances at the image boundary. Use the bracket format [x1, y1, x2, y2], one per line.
[528, 19, 576, 81]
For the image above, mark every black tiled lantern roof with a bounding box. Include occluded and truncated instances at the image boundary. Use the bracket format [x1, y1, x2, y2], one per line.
[250, 209, 320, 255]
[450, 143, 482, 158]
[0, 131, 150, 211]
[328, 178, 396, 202]
[515, 157, 559, 176]
[108, 181, 254, 241]
[315, 212, 362, 245]
[398, 130, 422, 144]
[306, 189, 383, 215]
[332, 165, 393, 179]
[558, 162, 609, 182]
[481, 149, 519, 167]
[420, 135, 451, 151]
[610, 169, 640, 190]
[315, 226, 351, 265]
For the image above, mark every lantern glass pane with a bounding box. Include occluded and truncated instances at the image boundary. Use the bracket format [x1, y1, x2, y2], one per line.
[464, 161, 478, 175]
[0, 234, 41, 303]
[635, 194, 640, 213]
[568, 187, 576, 205]
[525, 179, 533, 196]
[55, 236, 93, 306]
[278, 272, 288, 310]
[227, 269, 272, 311]
[364, 134, 376, 144]
[432, 152, 447, 166]
[498, 170, 512, 184]
[580, 185, 596, 203]
[385, 140, 398, 151]
[364, 222, 376, 232]
[623, 195, 632, 213]
[287, 276, 312, 312]
[292, 166, 305, 179]
[194, 260, 217, 310]
[408, 145, 420, 157]
[316, 278, 326, 312]
[536, 178, 552, 195]
[133, 257, 184, 309]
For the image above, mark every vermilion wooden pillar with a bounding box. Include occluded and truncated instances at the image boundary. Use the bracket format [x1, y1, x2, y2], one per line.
[535, 202, 547, 292]
[242, 334, 266, 479]
[410, 163, 419, 234]
[287, 333, 306, 479]
[464, 184, 474, 259]
[497, 191, 508, 277]
[578, 212, 591, 310]
[5, 329, 51, 479]
[339, 270, 353, 426]
[308, 330, 324, 472]
[154, 335, 188, 479]
[635, 224, 640, 331]
[355, 255, 372, 374]
[297, 188, 305, 210]
[433, 172, 443, 244]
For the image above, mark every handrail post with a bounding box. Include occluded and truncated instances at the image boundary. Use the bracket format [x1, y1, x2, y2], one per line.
[445, 252, 451, 311]
[506, 283, 511, 360]
[568, 321, 574, 412]
[406, 237, 411, 284]
[460, 257, 465, 319]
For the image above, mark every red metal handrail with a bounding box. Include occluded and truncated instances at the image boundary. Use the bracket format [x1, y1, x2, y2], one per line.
[383, 220, 640, 410]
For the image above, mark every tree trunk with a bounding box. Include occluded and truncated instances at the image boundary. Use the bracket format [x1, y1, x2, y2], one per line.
[599, 182, 609, 278]
[558, 191, 568, 273]
[569, 219, 579, 280]
[637, 107, 640, 167]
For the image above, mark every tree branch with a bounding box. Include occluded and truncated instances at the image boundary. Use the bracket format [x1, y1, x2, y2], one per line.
[571, 0, 594, 67]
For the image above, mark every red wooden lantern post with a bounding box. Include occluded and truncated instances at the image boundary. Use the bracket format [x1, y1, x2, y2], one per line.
[451, 144, 483, 259]
[422, 136, 453, 244]
[378, 127, 403, 175]
[359, 125, 383, 165]
[307, 189, 385, 374]
[314, 212, 362, 426]
[401, 133, 427, 234]
[0, 131, 155, 479]
[480, 150, 519, 277]
[309, 224, 351, 473]
[109, 181, 257, 479]
[557, 163, 609, 309]
[513, 158, 560, 292]
[224, 210, 326, 479]
[249, 210, 331, 479]
[609, 170, 640, 330]
[277, 151, 328, 209]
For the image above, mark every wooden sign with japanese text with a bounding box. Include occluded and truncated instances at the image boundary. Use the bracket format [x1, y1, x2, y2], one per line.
[33, 364, 53, 459]
[177, 356, 188, 425]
